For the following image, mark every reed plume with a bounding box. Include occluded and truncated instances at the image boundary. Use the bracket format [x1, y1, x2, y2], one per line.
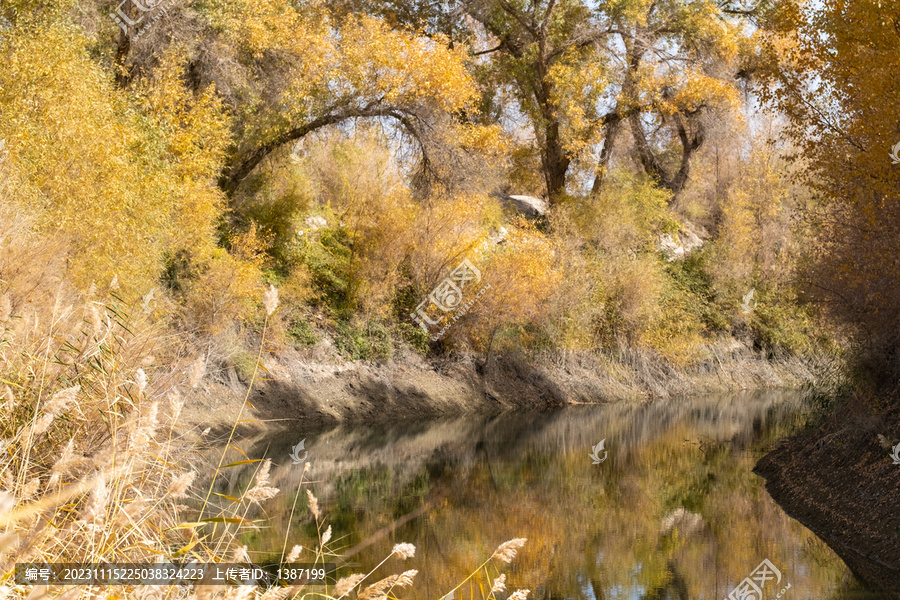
[47, 438, 80, 489]
[286, 544, 302, 562]
[359, 574, 399, 600]
[333, 574, 366, 597]
[43, 385, 79, 417]
[2, 385, 13, 412]
[166, 471, 197, 499]
[264, 285, 279, 316]
[188, 355, 206, 388]
[80, 472, 110, 526]
[392, 542, 416, 559]
[128, 400, 159, 453]
[135, 368, 148, 396]
[491, 538, 527, 564]
[244, 459, 279, 504]
[307, 489, 320, 519]
[0, 292, 10, 322]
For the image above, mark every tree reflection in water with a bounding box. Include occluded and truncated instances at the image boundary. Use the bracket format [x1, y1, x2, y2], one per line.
[199, 391, 883, 600]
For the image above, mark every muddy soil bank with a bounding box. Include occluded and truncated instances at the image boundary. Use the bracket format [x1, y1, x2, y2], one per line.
[182, 336, 821, 436]
[755, 398, 900, 597]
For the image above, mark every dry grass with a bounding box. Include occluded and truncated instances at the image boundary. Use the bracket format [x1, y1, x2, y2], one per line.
[0, 197, 531, 600]
[0, 199, 210, 598]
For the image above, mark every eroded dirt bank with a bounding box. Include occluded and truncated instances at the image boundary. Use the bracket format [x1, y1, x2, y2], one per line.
[755, 398, 900, 597]
[183, 337, 821, 435]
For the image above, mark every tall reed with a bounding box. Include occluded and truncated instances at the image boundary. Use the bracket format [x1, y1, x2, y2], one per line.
[0, 207, 532, 600]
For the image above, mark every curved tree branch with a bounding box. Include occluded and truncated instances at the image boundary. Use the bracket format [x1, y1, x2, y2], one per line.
[670, 111, 705, 192]
[628, 108, 705, 197]
[629, 112, 669, 185]
[473, 43, 505, 55]
[540, 0, 557, 36]
[496, 0, 538, 38]
[590, 112, 622, 196]
[218, 105, 421, 195]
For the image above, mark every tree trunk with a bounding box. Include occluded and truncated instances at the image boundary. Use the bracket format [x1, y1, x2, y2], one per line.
[543, 117, 570, 202]
[629, 111, 704, 198]
[590, 114, 622, 197]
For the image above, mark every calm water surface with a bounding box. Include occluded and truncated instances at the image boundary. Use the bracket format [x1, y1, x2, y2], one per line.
[200, 391, 886, 599]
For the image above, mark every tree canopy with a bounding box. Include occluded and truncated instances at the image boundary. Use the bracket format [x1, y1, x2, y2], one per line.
[757, 0, 900, 362]
[0, 0, 864, 361]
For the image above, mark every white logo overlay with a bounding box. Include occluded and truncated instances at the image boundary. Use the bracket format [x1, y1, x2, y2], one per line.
[890, 442, 900, 465]
[289, 140, 303, 164]
[727, 558, 790, 600]
[741, 288, 757, 314]
[110, 0, 178, 39]
[890, 142, 900, 165]
[141, 287, 157, 314]
[289, 439, 308, 464]
[589, 439, 608, 464]
[411, 258, 491, 341]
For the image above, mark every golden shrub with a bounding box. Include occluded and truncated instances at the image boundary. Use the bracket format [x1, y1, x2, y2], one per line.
[294, 131, 419, 316]
[453, 219, 563, 351]
[407, 192, 498, 290]
[0, 25, 228, 300]
[182, 249, 264, 335]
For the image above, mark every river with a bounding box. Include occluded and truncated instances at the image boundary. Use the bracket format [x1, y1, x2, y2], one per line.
[197, 391, 887, 599]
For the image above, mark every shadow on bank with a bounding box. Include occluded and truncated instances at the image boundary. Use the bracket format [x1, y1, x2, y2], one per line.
[755, 395, 900, 598]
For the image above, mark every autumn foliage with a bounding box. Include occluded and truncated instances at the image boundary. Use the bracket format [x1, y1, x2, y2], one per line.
[0, 0, 843, 369]
[756, 0, 900, 368]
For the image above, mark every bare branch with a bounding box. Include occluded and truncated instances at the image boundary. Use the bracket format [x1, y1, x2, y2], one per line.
[540, 0, 557, 36]
[473, 43, 505, 56]
[219, 105, 420, 194]
[496, 0, 538, 38]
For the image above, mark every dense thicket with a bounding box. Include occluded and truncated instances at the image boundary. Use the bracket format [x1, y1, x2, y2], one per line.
[756, 0, 900, 375]
[0, 0, 833, 367]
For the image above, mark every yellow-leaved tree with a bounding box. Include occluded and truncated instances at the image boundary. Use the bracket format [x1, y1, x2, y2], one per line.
[112, 0, 502, 195]
[757, 0, 900, 362]
[455, 0, 749, 200]
[0, 25, 229, 299]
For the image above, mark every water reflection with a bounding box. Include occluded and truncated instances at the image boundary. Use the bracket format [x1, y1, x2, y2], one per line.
[198, 391, 883, 599]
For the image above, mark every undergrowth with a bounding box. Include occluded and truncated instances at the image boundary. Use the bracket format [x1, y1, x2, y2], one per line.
[0, 201, 531, 600]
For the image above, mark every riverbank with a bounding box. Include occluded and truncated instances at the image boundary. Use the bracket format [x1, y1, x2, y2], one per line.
[183, 335, 824, 435]
[755, 396, 900, 596]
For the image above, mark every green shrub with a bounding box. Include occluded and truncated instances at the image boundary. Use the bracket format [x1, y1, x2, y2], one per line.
[286, 318, 319, 348]
[301, 227, 355, 315]
[230, 348, 259, 381]
[333, 320, 393, 361]
[749, 296, 817, 358]
[396, 322, 430, 356]
[664, 249, 731, 334]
